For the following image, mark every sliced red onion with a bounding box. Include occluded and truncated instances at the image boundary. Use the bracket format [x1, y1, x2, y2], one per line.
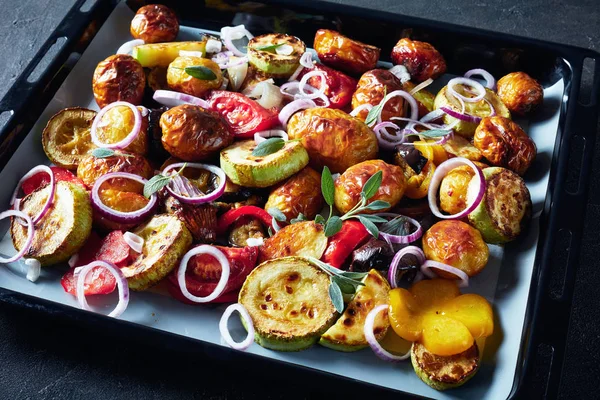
[10, 165, 55, 224]
[288, 52, 314, 82]
[364, 304, 411, 362]
[178, 245, 230, 303]
[427, 157, 486, 219]
[254, 129, 288, 144]
[484, 98, 496, 117]
[205, 38, 223, 54]
[0, 210, 33, 263]
[350, 103, 373, 117]
[388, 246, 425, 289]
[91, 172, 158, 224]
[389, 65, 411, 83]
[379, 216, 423, 244]
[421, 260, 469, 288]
[123, 232, 144, 253]
[280, 81, 300, 97]
[76, 260, 129, 318]
[440, 106, 482, 124]
[271, 217, 281, 233]
[227, 61, 248, 91]
[219, 303, 255, 350]
[409, 78, 433, 95]
[179, 50, 204, 58]
[299, 70, 327, 100]
[390, 117, 446, 132]
[215, 56, 248, 70]
[278, 98, 316, 128]
[246, 237, 264, 247]
[275, 44, 294, 56]
[91, 102, 142, 149]
[420, 109, 446, 124]
[220, 25, 253, 57]
[464, 68, 496, 90]
[117, 39, 144, 55]
[68, 253, 79, 268]
[244, 80, 283, 109]
[447, 77, 486, 103]
[212, 51, 234, 63]
[162, 163, 226, 205]
[373, 122, 405, 150]
[377, 90, 419, 125]
[25, 258, 41, 282]
[153, 90, 210, 108]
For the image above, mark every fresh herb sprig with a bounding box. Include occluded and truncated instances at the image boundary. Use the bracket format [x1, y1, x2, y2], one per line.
[256, 43, 285, 52]
[91, 148, 134, 159]
[252, 137, 285, 157]
[143, 163, 187, 198]
[364, 87, 387, 127]
[171, 66, 217, 80]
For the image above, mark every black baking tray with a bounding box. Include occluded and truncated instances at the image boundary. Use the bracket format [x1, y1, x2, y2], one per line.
[0, 0, 598, 398]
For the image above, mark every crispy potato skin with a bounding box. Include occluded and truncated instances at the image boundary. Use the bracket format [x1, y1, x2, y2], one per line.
[334, 160, 406, 214]
[264, 167, 324, 220]
[287, 108, 378, 173]
[351, 69, 405, 121]
[313, 29, 380, 76]
[160, 104, 233, 161]
[95, 105, 148, 155]
[496, 72, 543, 116]
[92, 54, 145, 109]
[167, 56, 223, 98]
[77, 152, 153, 190]
[474, 116, 536, 176]
[391, 38, 446, 82]
[130, 4, 179, 43]
[423, 220, 489, 278]
[439, 166, 476, 215]
[259, 221, 327, 263]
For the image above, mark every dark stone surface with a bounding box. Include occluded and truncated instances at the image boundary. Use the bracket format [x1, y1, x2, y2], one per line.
[0, 1, 598, 399]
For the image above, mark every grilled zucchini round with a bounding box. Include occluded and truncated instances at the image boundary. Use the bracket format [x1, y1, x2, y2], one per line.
[247, 33, 306, 78]
[238, 256, 338, 351]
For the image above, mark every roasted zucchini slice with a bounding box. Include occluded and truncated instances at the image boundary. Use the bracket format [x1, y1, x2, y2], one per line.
[220, 140, 309, 188]
[319, 269, 390, 352]
[11, 181, 92, 266]
[121, 214, 192, 291]
[247, 33, 306, 77]
[468, 167, 531, 244]
[411, 341, 480, 391]
[238, 256, 338, 351]
[258, 221, 328, 263]
[132, 41, 207, 68]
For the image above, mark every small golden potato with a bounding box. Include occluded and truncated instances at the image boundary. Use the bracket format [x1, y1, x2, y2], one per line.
[94, 105, 148, 155]
[351, 69, 405, 122]
[474, 116, 536, 176]
[76, 151, 153, 190]
[423, 220, 489, 278]
[439, 165, 476, 215]
[160, 104, 233, 161]
[313, 29, 380, 76]
[92, 54, 145, 109]
[131, 4, 179, 43]
[390, 38, 446, 82]
[287, 108, 378, 173]
[496, 72, 543, 116]
[167, 56, 223, 98]
[334, 159, 406, 214]
[264, 167, 324, 221]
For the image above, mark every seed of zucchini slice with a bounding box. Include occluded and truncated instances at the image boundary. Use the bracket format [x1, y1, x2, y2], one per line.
[247, 33, 306, 78]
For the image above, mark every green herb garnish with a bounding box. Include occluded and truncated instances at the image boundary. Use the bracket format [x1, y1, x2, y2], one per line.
[252, 137, 285, 157]
[268, 207, 287, 222]
[182, 65, 217, 80]
[290, 213, 307, 224]
[143, 163, 187, 198]
[364, 87, 387, 127]
[256, 43, 285, 52]
[91, 148, 134, 159]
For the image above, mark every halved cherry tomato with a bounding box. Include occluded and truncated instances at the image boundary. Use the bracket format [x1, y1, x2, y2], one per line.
[299, 64, 357, 109]
[321, 220, 369, 268]
[22, 166, 86, 195]
[216, 205, 273, 236]
[208, 91, 278, 138]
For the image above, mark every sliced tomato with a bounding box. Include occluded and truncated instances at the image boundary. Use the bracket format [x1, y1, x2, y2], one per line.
[208, 91, 278, 138]
[167, 245, 258, 304]
[299, 64, 358, 109]
[22, 166, 86, 195]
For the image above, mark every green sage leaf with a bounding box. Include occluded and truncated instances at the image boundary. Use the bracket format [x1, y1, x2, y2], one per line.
[328, 280, 345, 313]
[361, 170, 383, 201]
[267, 207, 287, 222]
[363, 199, 391, 211]
[358, 215, 379, 239]
[321, 166, 335, 206]
[91, 148, 116, 159]
[324, 216, 342, 237]
[364, 87, 387, 126]
[252, 137, 285, 157]
[184, 65, 217, 80]
[143, 174, 171, 198]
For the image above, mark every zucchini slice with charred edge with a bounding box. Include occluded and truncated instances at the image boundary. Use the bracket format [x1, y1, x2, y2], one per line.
[247, 33, 306, 77]
[132, 41, 207, 68]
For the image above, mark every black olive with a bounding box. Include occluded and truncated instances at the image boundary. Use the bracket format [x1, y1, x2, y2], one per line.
[396, 144, 428, 174]
[349, 238, 395, 272]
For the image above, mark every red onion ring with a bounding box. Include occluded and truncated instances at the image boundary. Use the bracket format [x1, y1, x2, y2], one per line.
[440, 106, 482, 124]
[76, 260, 129, 318]
[278, 98, 316, 128]
[390, 117, 446, 132]
[68, 253, 79, 268]
[377, 90, 419, 125]
[162, 163, 226, 205]
[409, 78, 433, 95]
[91, 102, 142, 150]
[254, 129, 288, 144]
[117, 39, 144, 55]
[350, 103, 373, 117]
[364, 304, 411, 362]
[427, 157, 486, 220]
[25, 258, 41, 282]
[288, 52, 314, 82]
[215, 56, 248, 70]
[219, 303, 255, 351]
[10, 165, 55, 224]
[91, 172, 158, 224]
[464, 68, 496, 90]
[178, 245, 230, 303]
[220, 25, 253, 57]
[421, 260, 469, 288]
[153, 90, 210, 108]
[484, 98, 496, 117]
[0, 210, 34, 263]
[388, 246, 426, 289]
[420, 109, 446, 124]
[447, 77, 486, 103]
[123, 232, 144, 253]
[299, 70, 327, 100]
[389, 65, 411, 83]
[271, 217, 282, 233]
[373, 122, 405, 150]
[378, 215, 423, 244]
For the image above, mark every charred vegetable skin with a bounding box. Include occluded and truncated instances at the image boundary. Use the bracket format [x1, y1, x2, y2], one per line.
[351, 69, 405, 121]
[313, 29, 380, 76]
[264, 167, 323, 221]
[92, 54, 146, 109]
[496, 72, 544, 116]
[130, 4, 179, 43]
[391, 38, 447, 82]
[160, 104, 233, 161]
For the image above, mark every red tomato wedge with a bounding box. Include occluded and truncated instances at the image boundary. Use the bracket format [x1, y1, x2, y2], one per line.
[208, 90, 278, 138]
[22, 166, 86, 195]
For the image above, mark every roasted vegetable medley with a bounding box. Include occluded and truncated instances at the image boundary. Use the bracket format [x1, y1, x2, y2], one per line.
[2, 4, 549, 391]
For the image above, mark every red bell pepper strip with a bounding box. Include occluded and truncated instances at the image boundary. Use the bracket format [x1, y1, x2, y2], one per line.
[321, 220, 370, 269]
[217, 205, 273, 236]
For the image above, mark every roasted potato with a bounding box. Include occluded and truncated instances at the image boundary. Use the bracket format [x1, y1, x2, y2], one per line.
[147, 67, 169, 92]
[286, 108, 378, 173]
[94, 105, 148, 155]
[391, 38, 446, 82]
[259, 221, 328, 263]
[264, 167, 323, 221]
[496, 72, 543, 116]
[160, 104, 233, 161]
[334, 160, 406, 214]
[403, 81, 435, 117]
[76, 151, 153, 190]
[164, 197, 218, 243]
[441, 135, 482, 161]
[351, 69, 405, 122]
[439, 165, 477, 215]
[313, 29, 380, 76]
[167, 56, 222, 98]
[130, 4, 179, 43]
[473, 116, 536, 176]
[423, 220, 489, 278]
[92, 54, 145, 109]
